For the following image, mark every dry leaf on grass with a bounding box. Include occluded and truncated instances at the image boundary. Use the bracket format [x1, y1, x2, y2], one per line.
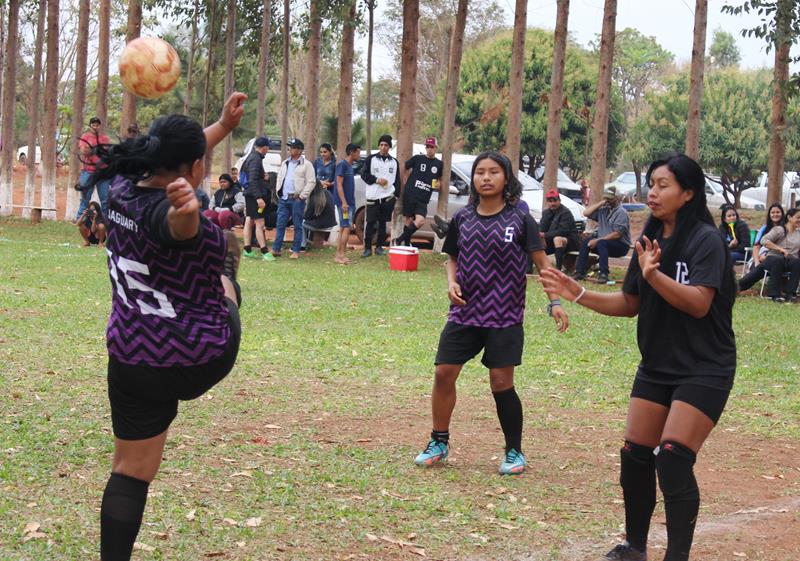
[245, 517, 262, 527]
[186, 509, 196, 521]
[223, 518, 239, 526]
[232, 471, 253, 478]
[133, 542, 155, 552]
[22, 521, 46, 542]
[264, 424, 282, 430]
[365, 533, 379, 542]
[204, 552, 225, 557]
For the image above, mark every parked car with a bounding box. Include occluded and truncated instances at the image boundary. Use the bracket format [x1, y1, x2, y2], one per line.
[705, 177, 765, 211]
[533, 165, 583, 203]
[350, 152, 587, 243]
[606, 172, 648, 199]
[746, 171, 800, 208]
[233, 137, 284, 176]
[17, 145, 41, 164]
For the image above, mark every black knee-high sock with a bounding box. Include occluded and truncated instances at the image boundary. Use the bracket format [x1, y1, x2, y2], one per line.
[554, 247, 566, 270]
[620, 440, 656, 552]
[492, 386, 523, 452]
[656, 441, 699, 561]
[101, 472, 150, 561]
[405, 224, 418, 244]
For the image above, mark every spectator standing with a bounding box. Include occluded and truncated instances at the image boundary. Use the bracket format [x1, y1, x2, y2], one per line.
[580, 179, 590, 206]
[574, 185, 631, 284]
[396, 137, 443, 246]
[76, 116, 112, 219]
[204, 173, 245, 230]
[718, 205, 751, 262]
[241, 137, 273, 260]
[77, 201, 107, 247]
[360, 134, 400, 256]
[539, 189, 580, 271]
[272, 138, 316, 259]
[334, 143, 361, 264]
[314, 143, 336, 192]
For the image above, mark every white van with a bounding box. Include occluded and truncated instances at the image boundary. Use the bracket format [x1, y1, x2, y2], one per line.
[746, 171, 800, 207]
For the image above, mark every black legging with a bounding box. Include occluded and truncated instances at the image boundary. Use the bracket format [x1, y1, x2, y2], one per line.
[739, 255, 800, 297]
[364, 196, 396, 250]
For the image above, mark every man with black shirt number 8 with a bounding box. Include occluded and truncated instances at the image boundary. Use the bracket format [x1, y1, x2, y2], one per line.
[395, 137, 443, 246]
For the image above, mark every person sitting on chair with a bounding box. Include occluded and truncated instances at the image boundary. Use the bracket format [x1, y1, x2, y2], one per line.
[718, 204, 750, 263]
[738, 207, 800, 302]
[573, 186, 631, 284]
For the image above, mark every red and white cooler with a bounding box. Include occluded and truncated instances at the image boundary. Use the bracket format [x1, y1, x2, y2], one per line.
[388, 246, 420, 272]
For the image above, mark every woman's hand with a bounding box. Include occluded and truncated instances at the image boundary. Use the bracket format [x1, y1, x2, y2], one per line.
[448, 282, 466, 306]
[729, 239, 738, 248]
[550, 305, 569, 333]
[636, 236, 661, 281]
[539, 268, 584, 302]
[218, 92, 248, 132]
[166, 178, 199, 215]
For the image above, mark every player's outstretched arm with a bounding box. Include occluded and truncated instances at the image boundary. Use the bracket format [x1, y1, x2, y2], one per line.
[204, 92, 248, 152]
[531, 250, 569, 332]
[540, 268, 639, 318]
[166, 178, 200, 241]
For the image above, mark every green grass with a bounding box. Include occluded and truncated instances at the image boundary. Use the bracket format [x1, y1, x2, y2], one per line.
[1, 217, 798, 560]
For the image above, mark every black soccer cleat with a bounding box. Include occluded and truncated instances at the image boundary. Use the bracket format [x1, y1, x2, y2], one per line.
[223, 230, 241, 282]
[603, 542, 647, 561]
[433, 214, 450, 239]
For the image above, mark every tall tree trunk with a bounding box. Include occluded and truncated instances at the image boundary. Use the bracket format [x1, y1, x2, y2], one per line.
[24, 0, 46, 219]
[0, 0, 20, 216]
[505, 0, 527, 175]
[435, 0, 468, 223]
[588, 0, 617, 205]
[685, 0, 707, 160]
[767, 0, 792, 207]
[96, 0, 110, 124]
[120, 0, 142, 137]
[65, 0, 90, 220]
[396, 0, 419, 195]
[365, 0, 375, 156]
[336, 0, 356, 158]
[280, 0, 289, 160]
[256, 0, 272, 136]
[202, 0, 218, 192]
[0, 2, 6, 131]
[304, 0, 322, 155]
[222, 0, 236, 173]
[183, 0, 200, 114]
[40, 0, 59, 220]
[542, 0, 570, 200]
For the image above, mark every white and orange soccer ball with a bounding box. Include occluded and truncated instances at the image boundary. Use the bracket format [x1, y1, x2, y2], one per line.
[119, 37, 181, 100]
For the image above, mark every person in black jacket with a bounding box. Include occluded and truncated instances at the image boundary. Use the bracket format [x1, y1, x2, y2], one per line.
[241, 137, 273, 260]
[360, 134, 401, 256]
[204, 174, 245, 230]
[718, 204, 750, 262]
[539, 189, 579, 270]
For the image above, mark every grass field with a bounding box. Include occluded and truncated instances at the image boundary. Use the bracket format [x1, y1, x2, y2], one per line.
[1, 217, 798, 561]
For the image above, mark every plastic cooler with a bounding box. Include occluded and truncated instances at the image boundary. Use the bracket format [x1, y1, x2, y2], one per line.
[388, 246, 420, 272]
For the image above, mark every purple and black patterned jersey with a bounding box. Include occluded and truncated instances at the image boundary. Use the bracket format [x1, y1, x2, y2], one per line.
[105, 175, 231, 367]
[442, 204, 542, 328]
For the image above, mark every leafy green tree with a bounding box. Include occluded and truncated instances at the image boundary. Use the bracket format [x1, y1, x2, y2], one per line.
[443, 29, 624, 178]
[708, 28, 741, 69]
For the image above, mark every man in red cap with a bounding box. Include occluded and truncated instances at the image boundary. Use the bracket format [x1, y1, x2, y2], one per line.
[539, 189, 579, 271]
[396, 137, 444, 246]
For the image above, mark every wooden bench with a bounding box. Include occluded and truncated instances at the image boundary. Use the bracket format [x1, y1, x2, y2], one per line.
[2, 204, 58, 224]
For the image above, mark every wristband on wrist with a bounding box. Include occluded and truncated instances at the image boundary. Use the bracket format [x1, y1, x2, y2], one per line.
[573, 286, 587, 304]
[547, 299, 562, 317]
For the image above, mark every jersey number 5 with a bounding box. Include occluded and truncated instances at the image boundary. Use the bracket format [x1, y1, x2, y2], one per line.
[107, 250, 177, 318]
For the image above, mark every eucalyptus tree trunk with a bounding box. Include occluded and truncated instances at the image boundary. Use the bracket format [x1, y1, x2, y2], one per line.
[201, 0, 219, 192]
[222, 0, 236, 172]
[65, 0, 90, 220]
[588, 0, 617, 205]
[96, 0, 110, 124]
[336, 0, 357, 158]
[280, 0, 289, 160]
[767, 0, 792, 207]
[542, 0, 570, 201]
[256, 0, 272, 136]
[24, 0, 46, 219]
[120, 0, 142, 137]
[436, 0, 468, 221]
[304, 0, 322, 155]
[505, 0, 527, 175]
[685, 0, 707, 160]
[0, 0, 20, 216]
[40, 0, 59, 220]
[395, 0, 419, 222]
[365, 0, 375, 155]
[183, 0, 200, 114]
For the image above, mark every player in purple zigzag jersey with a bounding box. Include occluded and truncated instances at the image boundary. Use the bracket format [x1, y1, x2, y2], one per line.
[89, 92, 247, 561]
[414, 151, 569, 476]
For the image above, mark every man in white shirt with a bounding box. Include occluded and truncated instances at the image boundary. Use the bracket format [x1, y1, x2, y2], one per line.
[272, 138, 317, 259]
[359, 134, 401, 257]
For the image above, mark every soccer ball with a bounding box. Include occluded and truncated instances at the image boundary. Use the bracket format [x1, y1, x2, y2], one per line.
[119, 37, 181, 100]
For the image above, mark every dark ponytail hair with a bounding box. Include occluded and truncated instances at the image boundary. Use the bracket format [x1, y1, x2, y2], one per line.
[92, 114, 206, 183]
[468, 151, 522, 207]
